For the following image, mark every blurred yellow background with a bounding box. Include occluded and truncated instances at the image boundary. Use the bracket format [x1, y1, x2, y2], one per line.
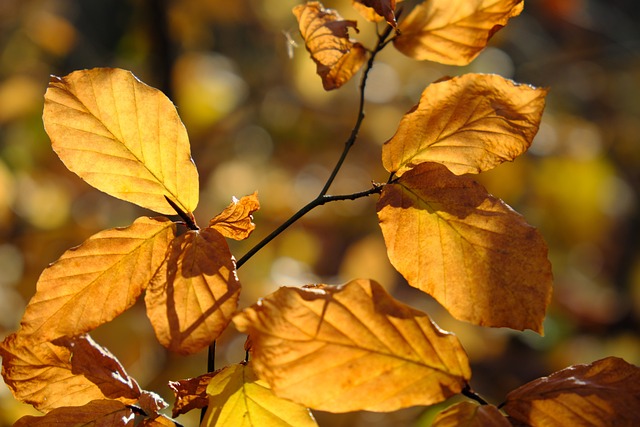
[1, 0, 640, 425]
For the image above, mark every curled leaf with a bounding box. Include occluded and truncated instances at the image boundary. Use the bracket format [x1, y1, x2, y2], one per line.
[209, 192, 260, 240]
[353, 0, 398, 28]
[169, 372, 218, 418]
[13, 399, 134, 427]
[433, 402, 510, 426]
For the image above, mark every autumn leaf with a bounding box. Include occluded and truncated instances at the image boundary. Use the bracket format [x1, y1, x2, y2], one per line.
[393, 0, 524, 65]
[382, 73, 548, 177]
[0, 333, 140, 413]
[139, 415, 178, 426]
[432, 402, 510, 426]
[13, 399, 134, 427]
[209, 192, 260, 240]
[352, 0, 398, 28]
[293, 1, 367, 90]
[19, 216, 175, 341]
[203, 362, 318, 427]
[145, 228, 241, 355]
[43, 67, 199, 215]
[233, 279, 470, 412]
[136, 390, 169, 417]
[377, 162, 552, 332]
[503, 357, 640, 426]
[169, 372, 217, 417]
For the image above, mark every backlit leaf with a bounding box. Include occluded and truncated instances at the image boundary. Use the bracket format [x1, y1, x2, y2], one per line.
[136, 390, 169, 416]
[233, 279, 470, 412]
[377, 163, 552, 332]
[19, 216, 175, 341]
[139, 415, 178, 426]
[393, 0, 523, 65]
[169, 372, 217, 417]
[503, 357, 640, 426]
[13, 399, 134, 427]
[352, 0, 398, 28]
[203, 362, 318, 427]
[433, 402, 510, 426]
[43, 67, 199, 215]
[145, 228, 241, 355]
[209, 192, 260, 240]
[293, 1, 367, 90]
[382, 74, 547, 177]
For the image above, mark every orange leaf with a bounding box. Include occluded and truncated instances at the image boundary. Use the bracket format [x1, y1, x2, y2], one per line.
[433, 402, 510, 426]
[168, 372, 217, 417]
[352, 0, 398, 27]
[233, 279, 470, 412]
[145, 228, 241, 355]
[394, 0, 523, 65]
[136, 390, 169, 417]
[13, 399, 134, 427]
[0, 333, 139, 412]
[209, 192, 260, 240]
[139, 415, 178, 426]
[293, 1, 367, 90]
[43, 67, 199, 215]
[377, 163, 552, 332]
[503, 357, 640, 426]
[19, 216, 175, 341]
[382, 74, 548, 177]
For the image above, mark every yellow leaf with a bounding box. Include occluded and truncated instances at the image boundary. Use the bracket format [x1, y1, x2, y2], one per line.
[13, 399, 134, 427]
[382, 74, 548, 177]
[168, 372, 217, 417]
[377, 163, 552, 332]
[43, 67, 199, 215]
[293, 1, 367, 90]
[233, 279, 470, 412]
[433, 402, 510, 426]
[503, 357, 640, 426]
[394, 0, 523, 65]
[352, 0, 398, 27]
[203, 362, 318, 427]
[19, 216, 175, 341]
[209, 192, 260, 240]
[145, 228, 241, 355]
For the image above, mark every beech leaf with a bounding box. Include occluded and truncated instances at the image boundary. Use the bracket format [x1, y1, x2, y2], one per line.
[352, 0, 398, 28]
[394, 0, 524, 65]
[293, 1, 367, 90]
[382, 74, 548, 177]
[203, 362, 318, 427]
[209, 192, 260, 240]
[233, 279, 471, 412]
[145, 228, 241, 355]
[19, 216, 175, 341]
[43, 67, 199, 215]
[377, 163, 552, 332]
[169, 372, 217, 417]
[432, 402, 510, 426]
[503, 357, 640, 426]
[139, 415, 178, 426]
[13, 399, 134, 427]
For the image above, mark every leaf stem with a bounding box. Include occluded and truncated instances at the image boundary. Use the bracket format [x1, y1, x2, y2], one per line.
[164, 196, 199, 230]
[462, 382, 489, 406]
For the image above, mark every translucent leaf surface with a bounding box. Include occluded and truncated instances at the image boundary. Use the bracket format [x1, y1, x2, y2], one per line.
[43, 67, 199, 214]
[203, 363, 318, 427]
[169, 372, 217, 417]
[503, 357, 640, 426]
[233, 279, 470, 412]
[209, 192, 260, 240]
[394, 0, 523, 65]
[13, 399, 134, 427]
[433, 402, 510, 426]
[19, 216, 175, 341]
[352, 0, 397, 27]
[382, 74, 547, 177]
[139, 415, 177, 426]
[377, 163, 552, 332]
[145, 228, 241, 355]
[293, 1, 367, 90]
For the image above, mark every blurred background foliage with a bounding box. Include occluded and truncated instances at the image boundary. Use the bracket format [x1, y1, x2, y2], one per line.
[1, 0, 640, 425]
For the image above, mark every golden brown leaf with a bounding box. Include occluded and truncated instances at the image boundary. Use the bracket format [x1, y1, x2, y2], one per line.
[0, 333, 139, 413]
[203, 362, 318, 427]
[43, 67, 199, 215]
[139, 415, 178, 426]
[394, 0, 523, 65]
[233, 279, 470, 412]
[136, 390, 169, 417]
[13, 399, 134, 427]
[382, 74, 548, 177]
[145, 228, 241, 355]
[352, 0, 397, 27]
[19, 216, 175, 341]
[433, 402, 510, 426]
[293, 2, 367, 90]
[168, 372, 217, 417]
[377, 163, 552, 332]
[503, 357, 640, 426]
[209, 192, 260, 240]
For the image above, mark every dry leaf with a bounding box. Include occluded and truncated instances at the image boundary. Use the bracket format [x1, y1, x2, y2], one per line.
[169, 372, 217, 417]
[145, 228, 241, 355]
[433, 402, 510, 426]
[13, 399, 134, 427]
[377, 162, 552, 332]
[139, 415, 178, 426]
[503, 357, 640, 426]
[209, 192, 260, 240]
[19, 216, 175, 341]
[293, 1, 367, 90]
[394, 0, 524, 65]
[233, 279, 470, 412]
[352, 0, 397, 27]
[43, 67, 199, 215]
[382, 73, 547, 177]
[136, 390, 169, 417]
[203, 362, 318, 427]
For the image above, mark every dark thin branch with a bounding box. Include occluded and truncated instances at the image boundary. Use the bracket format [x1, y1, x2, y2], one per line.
[164, 196, 199, 230]
[462, 382, 489, 406]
